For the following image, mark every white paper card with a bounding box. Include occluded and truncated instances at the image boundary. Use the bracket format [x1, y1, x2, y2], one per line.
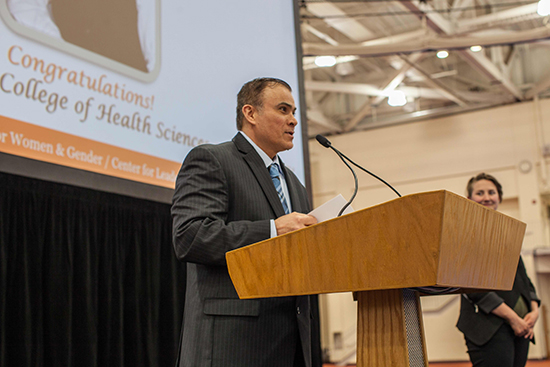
[308, 194, 354, 223]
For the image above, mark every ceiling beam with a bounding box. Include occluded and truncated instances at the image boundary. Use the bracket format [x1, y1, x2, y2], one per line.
[401, 57, 469, 107]
[306, 80, 382, 97]
[302, 23, 339, 46]
[306, 1, 530, 54]
[371, 53, 425, 106]
[306, 80, 463, 100]
[307, 109, 343, 132]
[458, 49, 523, 100]
[305, 2, 376, 42]
[359, 29, 428, 48]
[456, 3, 539, 34]
[343, 98, 373, 132]
[398, 0, 454, 35]
[303, 0, 529, 103]
[451, 0, 474, 21]
[400, 0, 524, 101]
[343, 53, 429, 131]
[301, 0, 541, 132]
[309, 3, 471, 110]
[302, 26, 550, 56]
[305, 80, 510, 105]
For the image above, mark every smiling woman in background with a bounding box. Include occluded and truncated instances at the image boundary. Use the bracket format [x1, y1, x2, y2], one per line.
[456, 173, 541, 367]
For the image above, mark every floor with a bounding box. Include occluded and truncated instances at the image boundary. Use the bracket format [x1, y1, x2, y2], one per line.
[429, 361, 550, 367]
[323, 360, 550, 367]
[428, 361, 550, 367]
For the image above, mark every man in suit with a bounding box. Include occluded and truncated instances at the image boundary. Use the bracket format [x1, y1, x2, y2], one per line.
[171, 77, 319, 367]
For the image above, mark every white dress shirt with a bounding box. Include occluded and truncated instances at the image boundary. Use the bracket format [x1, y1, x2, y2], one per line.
[239, 131, 292, 237]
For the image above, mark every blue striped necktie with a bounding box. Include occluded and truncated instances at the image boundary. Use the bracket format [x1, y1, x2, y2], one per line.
[269, 163, 290, 215]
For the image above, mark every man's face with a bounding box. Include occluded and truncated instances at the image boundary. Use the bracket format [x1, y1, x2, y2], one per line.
[251, 84, 297, 159]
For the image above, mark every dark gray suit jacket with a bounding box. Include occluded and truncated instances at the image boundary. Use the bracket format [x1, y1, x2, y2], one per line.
[456, 257, 540, 346]
[171, 133, 316, 367]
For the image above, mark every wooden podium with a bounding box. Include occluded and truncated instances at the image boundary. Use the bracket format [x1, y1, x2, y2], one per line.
[226, 190, 526, 367]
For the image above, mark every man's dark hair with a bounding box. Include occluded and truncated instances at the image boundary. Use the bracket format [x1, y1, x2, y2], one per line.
[236, 77, 292, 130]
[466, 172, 503, 202]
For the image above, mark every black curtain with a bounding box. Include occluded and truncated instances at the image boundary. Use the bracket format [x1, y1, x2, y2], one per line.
[0, 172, 186, 367]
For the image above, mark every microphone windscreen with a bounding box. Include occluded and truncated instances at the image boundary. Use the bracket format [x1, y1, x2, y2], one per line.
[316, 134, 331, 148]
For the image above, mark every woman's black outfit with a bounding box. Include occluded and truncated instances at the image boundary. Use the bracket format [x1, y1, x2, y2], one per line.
[456, 257, 540, 367]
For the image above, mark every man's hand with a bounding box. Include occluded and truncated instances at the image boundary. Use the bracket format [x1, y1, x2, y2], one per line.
[275, 212, 317, 235]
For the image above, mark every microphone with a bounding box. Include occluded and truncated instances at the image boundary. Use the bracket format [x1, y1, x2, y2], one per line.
[316, 135, 357, 217]
[315, 134, 401, 213]
[315, 136, 458, 295]
[315, 134, 332, 148]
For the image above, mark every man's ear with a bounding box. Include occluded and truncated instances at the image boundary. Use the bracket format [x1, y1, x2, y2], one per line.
[242, 104, 257, 126]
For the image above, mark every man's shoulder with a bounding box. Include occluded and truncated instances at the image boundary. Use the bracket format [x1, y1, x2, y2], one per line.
[183, 139, 240, 166]
[191, 140, 235, 154]
[189, 133, 252, 157]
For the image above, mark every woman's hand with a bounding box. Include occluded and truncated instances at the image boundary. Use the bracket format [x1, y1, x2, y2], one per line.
[508, 316, 531, 338]
[492, 303, 531, 337]
[523, 301, 539, 329]
[521, 301, 539, 339]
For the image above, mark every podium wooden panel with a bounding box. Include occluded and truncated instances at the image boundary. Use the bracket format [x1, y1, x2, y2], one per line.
[226, 190, 526, 367]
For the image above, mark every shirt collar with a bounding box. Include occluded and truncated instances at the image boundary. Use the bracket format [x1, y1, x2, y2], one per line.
[239, 131, 282, 169]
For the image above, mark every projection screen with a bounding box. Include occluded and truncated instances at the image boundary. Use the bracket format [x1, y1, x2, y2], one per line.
[0, 0, 309, 202]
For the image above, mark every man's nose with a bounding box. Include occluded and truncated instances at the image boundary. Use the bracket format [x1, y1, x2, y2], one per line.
[289, 115, 298, 125]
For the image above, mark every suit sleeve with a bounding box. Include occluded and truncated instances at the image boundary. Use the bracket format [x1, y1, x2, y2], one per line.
[528, 277, 540, 305]
[518, 257, 540, 305]
[466, 292, 504, 314]
[467, 257, 541, 313]
[171, 146, 270, 266]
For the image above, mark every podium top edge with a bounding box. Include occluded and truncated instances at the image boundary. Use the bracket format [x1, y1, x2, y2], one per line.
[226, 190, 525, 257]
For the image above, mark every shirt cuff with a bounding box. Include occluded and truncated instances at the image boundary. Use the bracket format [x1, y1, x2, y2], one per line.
[270, 219, 277, 238]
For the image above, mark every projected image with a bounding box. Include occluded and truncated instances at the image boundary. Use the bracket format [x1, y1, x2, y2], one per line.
[2, 0, 159, 81]
[0, 0, 305, 190]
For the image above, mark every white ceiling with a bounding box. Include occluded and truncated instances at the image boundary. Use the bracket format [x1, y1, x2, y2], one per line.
[300, 0, 550, 137]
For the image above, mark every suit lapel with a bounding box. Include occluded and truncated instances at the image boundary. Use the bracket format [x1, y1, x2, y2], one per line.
[280, 161, 303, 213]
[233, 134, 286, 218]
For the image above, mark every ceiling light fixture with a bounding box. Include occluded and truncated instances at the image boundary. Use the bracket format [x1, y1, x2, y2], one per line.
[388, 90, 407, 107]
[335, 62, 354, 76]
[436, 50, 449, 59]
[314, 56, 337, 67]
[470, 45, 482, 52]
[538, 0, 550, 16]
